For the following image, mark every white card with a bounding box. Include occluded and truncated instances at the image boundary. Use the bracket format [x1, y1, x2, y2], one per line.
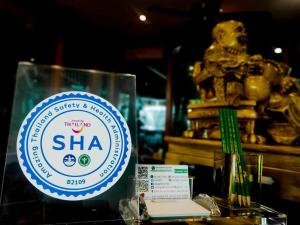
[144, 199, 210, 218]
[136, 164, 190, 199]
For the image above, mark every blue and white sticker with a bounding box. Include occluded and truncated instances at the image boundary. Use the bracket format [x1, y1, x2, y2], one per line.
[17, 91, 131, 201]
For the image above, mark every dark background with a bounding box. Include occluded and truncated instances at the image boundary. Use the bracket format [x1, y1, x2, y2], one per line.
[2, 0, 300, 179]
[0, 0, 300, 223]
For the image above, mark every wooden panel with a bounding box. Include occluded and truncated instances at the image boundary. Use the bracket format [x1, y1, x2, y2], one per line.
[164, 136, 300, 202]
[165, 136, 300, 156]
[165, 152, 224, 168]
[188, 109, 257, 119]
[260, 153, 300, 172]
[168, 143, 223, 159]
[165, 152, 215, 167]
[187, 100, 256, 109]
[263, 167, 300, 202]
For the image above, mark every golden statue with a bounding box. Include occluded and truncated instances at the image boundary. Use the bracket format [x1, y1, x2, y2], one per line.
[187, 20, 300, 145]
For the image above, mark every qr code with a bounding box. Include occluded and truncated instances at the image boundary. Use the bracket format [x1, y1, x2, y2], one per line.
[137, 166, 148, 179]
[138, 180, 149, 192]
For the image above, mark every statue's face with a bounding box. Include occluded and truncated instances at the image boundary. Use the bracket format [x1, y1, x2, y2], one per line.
[214, 21, 247, 52]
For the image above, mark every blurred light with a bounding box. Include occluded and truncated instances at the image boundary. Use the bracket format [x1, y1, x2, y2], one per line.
[173, 46, 182, 54]
[219, 8, 223, 13]
[274, 47, 282, 54]
[30, 58, 35, 62]
[88, 69, 99, 73]
[51, 65, 63, 69]
[188, 65, 194, 71]
[139, 14, 147, 22]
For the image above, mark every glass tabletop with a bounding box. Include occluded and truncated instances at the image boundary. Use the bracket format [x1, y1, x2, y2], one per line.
[119, 197, 287, 225]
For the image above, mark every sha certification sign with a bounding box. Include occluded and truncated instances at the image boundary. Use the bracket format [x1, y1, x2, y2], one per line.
[17, 91, 132, 201]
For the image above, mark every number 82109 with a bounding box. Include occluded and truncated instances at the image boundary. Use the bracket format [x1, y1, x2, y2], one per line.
[67, 179, 85, 185]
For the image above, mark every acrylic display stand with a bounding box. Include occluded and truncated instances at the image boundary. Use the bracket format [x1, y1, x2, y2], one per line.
[0, 62, 137, 224]
[120, 192, 287, 225]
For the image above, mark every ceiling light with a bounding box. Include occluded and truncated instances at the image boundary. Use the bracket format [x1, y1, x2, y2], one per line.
[274, 47, 282, 54]
[139, 14, 147, 22]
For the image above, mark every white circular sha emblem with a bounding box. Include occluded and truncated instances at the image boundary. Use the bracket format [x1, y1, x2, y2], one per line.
[17, 91, 132, 201]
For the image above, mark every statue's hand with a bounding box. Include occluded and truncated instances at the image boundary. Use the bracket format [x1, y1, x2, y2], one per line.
[281, 76, 297, 94]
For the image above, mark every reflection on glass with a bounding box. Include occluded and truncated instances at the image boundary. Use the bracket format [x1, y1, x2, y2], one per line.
[0, 62, 137, 224]
[137, 97, 166, 163]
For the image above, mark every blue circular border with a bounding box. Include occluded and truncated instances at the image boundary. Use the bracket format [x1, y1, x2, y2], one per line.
[18, 92, 130, 198]
[24, 98, 125, 192]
